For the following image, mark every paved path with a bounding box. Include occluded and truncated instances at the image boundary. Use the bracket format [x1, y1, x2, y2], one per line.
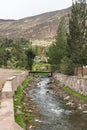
[0, 68, 21, 90]
[0, 69, 25, 130]
[0, 99, 23, 130]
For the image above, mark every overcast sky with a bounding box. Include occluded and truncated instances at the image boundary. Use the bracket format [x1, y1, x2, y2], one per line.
[0, 0, 72, 20]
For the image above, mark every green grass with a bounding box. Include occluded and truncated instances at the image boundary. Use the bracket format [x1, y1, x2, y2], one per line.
[15, 114, 25, 128]
[55, 80, 87, 101]
[13, 76, 33, 130]
[32, 62, 51, 71]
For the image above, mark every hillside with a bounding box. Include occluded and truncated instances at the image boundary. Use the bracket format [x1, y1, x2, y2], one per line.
[0, 7, 70, 46]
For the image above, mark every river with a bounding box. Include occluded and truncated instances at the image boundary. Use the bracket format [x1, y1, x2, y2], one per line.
[29, 77, 87, 130]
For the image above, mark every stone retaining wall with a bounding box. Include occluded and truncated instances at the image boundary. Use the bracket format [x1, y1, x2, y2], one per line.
[2, 72, 28, 99]
[53, 73, 87, 96]
[0, 71, 29, 130]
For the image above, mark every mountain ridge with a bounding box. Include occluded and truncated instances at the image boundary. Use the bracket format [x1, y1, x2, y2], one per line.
[0, 7, 70, 46]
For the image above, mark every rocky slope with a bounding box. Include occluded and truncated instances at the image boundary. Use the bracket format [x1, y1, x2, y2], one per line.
[0, 7, 70, 46]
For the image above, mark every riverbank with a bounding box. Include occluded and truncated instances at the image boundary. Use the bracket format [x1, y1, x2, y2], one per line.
[21, 77, 42, 129]
[50, 79, 87, 113]
[23, 76, 87, 130]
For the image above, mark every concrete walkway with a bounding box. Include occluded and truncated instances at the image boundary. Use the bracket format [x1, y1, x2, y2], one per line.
[0, 99, 23, 130]
[0, 71, 28, 130]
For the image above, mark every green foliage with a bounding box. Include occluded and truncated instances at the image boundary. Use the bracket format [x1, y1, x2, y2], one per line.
[0, 38, 32, 69]
[25, 48, 36, 70]
[48, 43, 60, 69]
[14, 77, 33, 129]
[64, 85, 87, 100]
[48, 0, 87, 76]
[15, 114, 25, 129]
[60, 56, 75, 75]
[0, 47, 11, 67]
[33, 63, 51, 71]
[67, 0, 87, 76]
[33, 46, 44, 56]
[48, 17, 67, 72]
[55, 80, 87, 100]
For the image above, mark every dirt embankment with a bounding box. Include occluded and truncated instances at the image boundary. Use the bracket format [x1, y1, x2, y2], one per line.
[21, 77, 87, 129]
[49, 81, 87, 113]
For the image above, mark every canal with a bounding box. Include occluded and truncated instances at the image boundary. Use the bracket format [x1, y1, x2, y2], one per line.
[29, 77, 87, 130]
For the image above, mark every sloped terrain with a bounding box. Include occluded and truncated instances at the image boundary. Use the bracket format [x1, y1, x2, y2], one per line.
[0, 7, 70, 42]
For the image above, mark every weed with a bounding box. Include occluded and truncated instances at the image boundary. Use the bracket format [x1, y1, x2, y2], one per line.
[55, 80, 87, 101]
[13, 76, 33, 129]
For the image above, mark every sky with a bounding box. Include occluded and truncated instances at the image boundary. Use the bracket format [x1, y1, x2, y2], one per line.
[0, 0, 72, 20]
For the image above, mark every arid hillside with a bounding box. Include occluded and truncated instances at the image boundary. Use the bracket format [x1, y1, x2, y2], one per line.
[0, 7, 70, 46]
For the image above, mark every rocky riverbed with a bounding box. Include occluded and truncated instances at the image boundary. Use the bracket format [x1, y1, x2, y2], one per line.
[22, 77, 87, 130]
[49, 81, 87, 112]
[21, 78, 42, 129]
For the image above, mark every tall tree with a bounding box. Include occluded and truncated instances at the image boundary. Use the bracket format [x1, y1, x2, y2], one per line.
[48, 17, 67, 71]
[25, 48, 35, 70]
[67, 0, 87, 76]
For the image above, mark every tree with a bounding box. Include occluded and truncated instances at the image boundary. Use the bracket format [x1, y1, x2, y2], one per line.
[25, 48, 35, 70]
[48, 17, 67, 71]
[67, 0, 87, 76]
[0, 48, 11, 67]
[60, 56, 75, 75]
[0, 48, 5, 66]
[0, 38, 33, 69]
[1, 38, 13, 47]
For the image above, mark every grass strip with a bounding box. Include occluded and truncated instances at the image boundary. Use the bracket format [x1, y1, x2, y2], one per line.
[13, 76, 33, 129]
[55, 80, 87, 101]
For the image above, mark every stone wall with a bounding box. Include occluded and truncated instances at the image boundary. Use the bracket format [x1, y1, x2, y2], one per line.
[53, 73, 87, 96]
[0, 71, 29, 130]
[2, 72, 28, 99]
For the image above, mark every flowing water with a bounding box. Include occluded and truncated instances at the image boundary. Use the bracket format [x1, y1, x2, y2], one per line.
[29, 78, 87, 130]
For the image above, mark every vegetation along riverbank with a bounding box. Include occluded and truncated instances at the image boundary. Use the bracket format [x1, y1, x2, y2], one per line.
[50, 79, 87, 113]
[14, 75, 87, 130]
[13, 76, 42, 130]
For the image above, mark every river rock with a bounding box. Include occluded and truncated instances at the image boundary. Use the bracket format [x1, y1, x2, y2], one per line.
[78, 106, 82, 110]
[66, 102, 74, 107]
[82, 104, 87, 108]
[29, 125, 33, 129]
[35, 119, 42, 122]
[28, 110, 33, 113]
[64, 96, 70, 100]
[83, 111, 87, 113]
[16, 109, 22, 114]
[16, 106, 21, 109]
